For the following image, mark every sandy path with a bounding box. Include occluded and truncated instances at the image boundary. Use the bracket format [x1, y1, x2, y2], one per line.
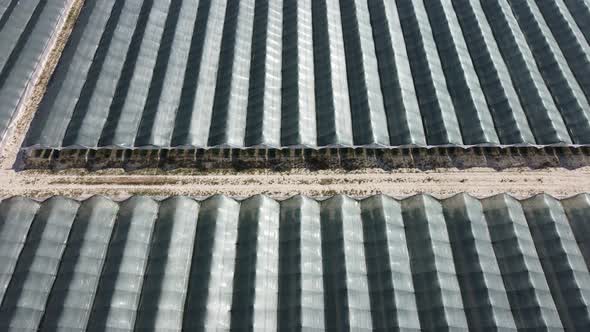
[1, 167, 589, 199]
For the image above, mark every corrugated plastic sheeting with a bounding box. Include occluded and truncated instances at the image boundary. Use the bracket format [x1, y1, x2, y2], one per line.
[22, 0, 590, 150]
[1, 194, 590, 330]
[0, 0, 69, 140]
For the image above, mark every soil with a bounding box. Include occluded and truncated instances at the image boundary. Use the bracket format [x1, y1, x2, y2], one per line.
[1, 167, 589, 199]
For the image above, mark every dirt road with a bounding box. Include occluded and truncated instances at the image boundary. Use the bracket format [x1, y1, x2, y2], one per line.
[1, 167, 588, 199]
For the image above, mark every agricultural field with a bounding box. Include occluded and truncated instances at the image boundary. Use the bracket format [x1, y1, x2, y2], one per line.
[1, 1, 590, 331]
